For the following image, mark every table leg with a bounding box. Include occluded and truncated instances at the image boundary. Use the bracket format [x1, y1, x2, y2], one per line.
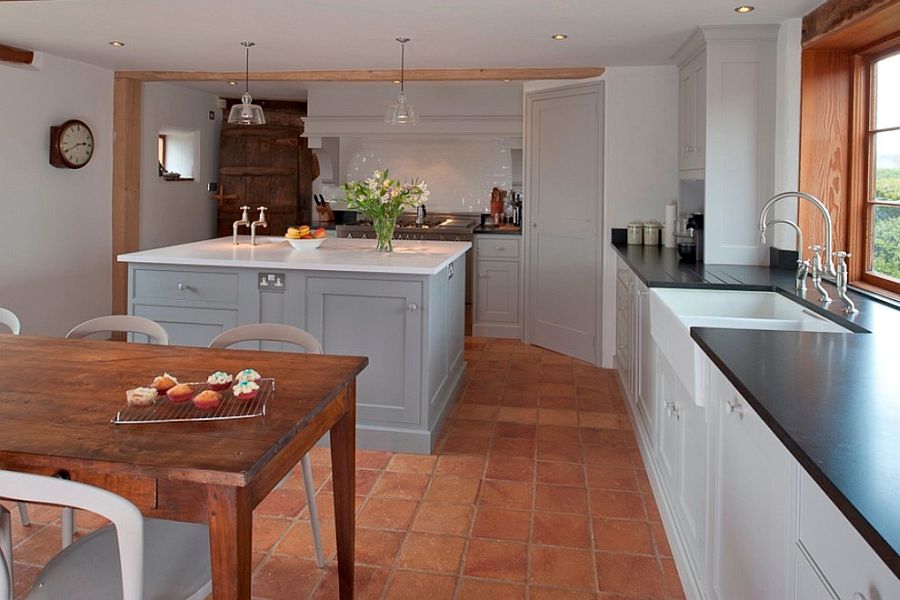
[330, 382, 356, 600]
[207, 485, 252, 600]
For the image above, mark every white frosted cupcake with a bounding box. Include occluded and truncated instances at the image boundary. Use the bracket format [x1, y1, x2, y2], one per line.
[126, 387, 158, 407]
[235, 368, 261, 383]
[232, 379, 260, 401]
[206, 371, 233, 391]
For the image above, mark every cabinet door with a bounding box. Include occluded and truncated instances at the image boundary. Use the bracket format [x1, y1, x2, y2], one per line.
[133, 304, 237, 348]
[679, 66, 697, 168]
[615, 269, 633, 397]
[306, 277, 423, 425]
[709, 370, 794, 600]
[795, 550, 838, 600]
[476, 260, 519, 323]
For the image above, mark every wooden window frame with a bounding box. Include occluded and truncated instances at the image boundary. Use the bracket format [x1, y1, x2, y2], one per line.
[848, 34, 900, 296]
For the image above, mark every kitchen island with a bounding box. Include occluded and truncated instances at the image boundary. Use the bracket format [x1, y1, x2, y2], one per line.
[119, 236, 470, 453]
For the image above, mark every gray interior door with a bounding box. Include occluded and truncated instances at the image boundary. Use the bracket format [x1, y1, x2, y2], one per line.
[525, 83, 603, 362]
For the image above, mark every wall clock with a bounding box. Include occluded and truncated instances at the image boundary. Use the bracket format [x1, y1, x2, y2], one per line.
[49, 119, 94, 169]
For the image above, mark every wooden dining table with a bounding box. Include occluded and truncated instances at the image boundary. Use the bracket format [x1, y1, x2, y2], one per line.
[0, 334, 367, 599]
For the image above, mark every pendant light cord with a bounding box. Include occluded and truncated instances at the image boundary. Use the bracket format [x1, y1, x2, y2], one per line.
[245, 45, 250, 95]
[400, 41, 405, 94]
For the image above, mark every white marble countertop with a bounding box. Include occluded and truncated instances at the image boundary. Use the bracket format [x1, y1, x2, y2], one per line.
[118, 236, 472, 275]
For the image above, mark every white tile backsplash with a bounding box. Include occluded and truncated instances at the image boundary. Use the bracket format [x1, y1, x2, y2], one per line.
[338, 137, 516, 213]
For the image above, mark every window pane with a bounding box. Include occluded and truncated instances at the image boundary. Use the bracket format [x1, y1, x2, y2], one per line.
[875, 52, 900, 130]
[872, 205, 900, 280]
[873, 130, 900, 203]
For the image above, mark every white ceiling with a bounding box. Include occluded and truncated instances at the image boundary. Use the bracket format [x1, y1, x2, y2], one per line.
[0, 0, 822, 73]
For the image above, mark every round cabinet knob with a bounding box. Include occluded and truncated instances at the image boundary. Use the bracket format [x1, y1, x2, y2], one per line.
[531, 222, 538, 228]
[176, 282, 186, 291]
[495, 246, 505, 251]
[407, 303, 419, 312]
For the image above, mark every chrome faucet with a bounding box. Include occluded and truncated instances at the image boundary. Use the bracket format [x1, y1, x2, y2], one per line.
[833, 251, 858, 314]
[232, 205, 251, 245]
[760, 218, 808, 293]
[758, 192, 836, 277]
[250, 206, 268, 246]
[809, 245, 831, 303]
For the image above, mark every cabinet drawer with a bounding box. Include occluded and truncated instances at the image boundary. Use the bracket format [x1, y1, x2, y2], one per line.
[476, 237, 520, 260]
[133, 268, 239, 304]
[798, 470, 900, 600]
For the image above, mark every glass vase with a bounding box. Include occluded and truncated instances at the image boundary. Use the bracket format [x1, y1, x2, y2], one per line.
[371, 214, 397, 253]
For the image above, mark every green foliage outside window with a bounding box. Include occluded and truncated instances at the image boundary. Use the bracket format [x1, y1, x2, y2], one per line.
[873, 168, 900, 279]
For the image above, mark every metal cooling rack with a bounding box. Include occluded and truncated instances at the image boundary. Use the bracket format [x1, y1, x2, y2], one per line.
[112, 378, 274, 425]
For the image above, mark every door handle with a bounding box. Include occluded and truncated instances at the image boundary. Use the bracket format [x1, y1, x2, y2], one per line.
[407, 303, 419, 312]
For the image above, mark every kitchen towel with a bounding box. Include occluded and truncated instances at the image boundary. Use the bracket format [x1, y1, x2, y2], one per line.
[663, 202, 677, 248]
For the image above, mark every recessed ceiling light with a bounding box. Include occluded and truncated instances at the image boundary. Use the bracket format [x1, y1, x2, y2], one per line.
[503, 79, 511, 82]
[734, 5, 754, 13]
[393, 80, 401, 84]
[551, 34, 568, 41]
[227, 80, 238, 86]
[108, 40, 125, 47]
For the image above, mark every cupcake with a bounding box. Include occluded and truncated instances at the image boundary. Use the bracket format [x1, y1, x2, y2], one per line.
[235, 368, 261, 383]
[232, 379, 260, 401]
[126, 387, 158, 407]
[206, 371, 233, 391]
[151, 372, 178, 393]
[192, 389, 222, 410]
[166, 383, 194, 403]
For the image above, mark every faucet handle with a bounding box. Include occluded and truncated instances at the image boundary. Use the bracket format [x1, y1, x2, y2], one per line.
[833, 250, 851, 260]
[257, 206, 268, 220]
[240, 205, 251, 211]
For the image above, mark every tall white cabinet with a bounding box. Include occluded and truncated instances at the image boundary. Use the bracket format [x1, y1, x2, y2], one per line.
[673, 25, 779, 265]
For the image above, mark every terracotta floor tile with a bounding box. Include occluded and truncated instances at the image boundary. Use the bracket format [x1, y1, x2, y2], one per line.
[252, 515, 290, 552]
[585, 465, 638, 491]
[397, 532, 466, 573]
[583, 445, 634, 468]
[12, 525, 63, 565]
[490, 437, 537, 459]
[532, 512, 592, 548]
[356, 449, 392, 470]
[635, 468, 653, 494]
[539, 382, 576, 399]
[588, 490, 647, 520]
[311, 565, 389, 600]
[255, 487, 307, 518]
[472, 507, 531, 542]
[534, 484, 589, 514]
[578, 396, 621, 413]
[499, 392, 541, 408]
[424, 476, 481, 505]
[497, 407, 539, 424]
[536, 441, 584, 463]
[579, 412, 627, 430]
[252, 555, 324, 600]
[371, 472, 430, 500]
[539, 395, 579, 410]
[434, 455, 486, 478]
[462, 389, 500, 405]
[662, 557, 687, 600]
[455, 578, 526, 600]
[486, 457, 535, 482]
[579, 428, 629, 447]
[448, 418, 495, 438]
[536, 461, 585, 487]
[494, 422, 537, 439]
[595, 552, 666, 598]
[528, 587, 599, 600]
[441, 433, 492, 455]
[383, 570, 457, 600]
[651, 520, 673, 557]
[463, 538, 529, 582]
[355, 527, 404, 567]
[592, 518, 655, 554]
[358, 498, 419, 530]
[275, 519, 337, 562]
[386, 453, 438, 474]
[12, 562, 41, 598]
[536, 425, 582, 444]
[456, 403, 500, 421]
[643, 494, 663, 522]
[412, 502, 474, 536]
[479, 479, 534, 510]
[320, 467, 380, 495]
[530, 545, 596, 590]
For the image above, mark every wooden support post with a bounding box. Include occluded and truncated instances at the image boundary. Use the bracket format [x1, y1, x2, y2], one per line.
[0, 43, 33, 65]
[112, 78, 142, 316]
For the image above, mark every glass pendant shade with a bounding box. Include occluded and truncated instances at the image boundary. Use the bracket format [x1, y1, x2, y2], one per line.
[385, 91, 418, 125]
[228, 92, 266, 125]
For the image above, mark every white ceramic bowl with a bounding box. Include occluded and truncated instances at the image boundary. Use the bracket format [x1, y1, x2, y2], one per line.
[285, 237, 325, 250]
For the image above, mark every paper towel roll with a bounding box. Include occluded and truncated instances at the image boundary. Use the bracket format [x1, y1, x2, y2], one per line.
[663, 202, 677, 248]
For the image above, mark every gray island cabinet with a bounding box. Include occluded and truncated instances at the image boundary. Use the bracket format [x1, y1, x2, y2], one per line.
[119, 236, 470, 453]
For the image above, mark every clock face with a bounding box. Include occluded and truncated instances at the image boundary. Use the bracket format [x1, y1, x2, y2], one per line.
[58, 120, 94, 168]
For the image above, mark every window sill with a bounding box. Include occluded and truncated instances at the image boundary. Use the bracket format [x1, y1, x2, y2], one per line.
[159, 177, 194, 182]
[850, 280, 900, 307]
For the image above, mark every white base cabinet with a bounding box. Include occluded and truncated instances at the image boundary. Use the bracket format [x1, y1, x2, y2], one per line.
[473, 234, 522, 338]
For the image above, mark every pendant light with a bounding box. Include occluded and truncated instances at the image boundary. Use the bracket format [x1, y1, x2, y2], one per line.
[385, 37, 418, 126]
[228, 41, 266, 125]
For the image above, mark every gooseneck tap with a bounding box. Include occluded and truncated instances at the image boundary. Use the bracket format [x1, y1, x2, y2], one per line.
[233, 205, 251, 245]
[833, 251, 858, 314]
[250, 206, 268, 246]
[760, 218, 808, 293]
[758, 192, 836, 277]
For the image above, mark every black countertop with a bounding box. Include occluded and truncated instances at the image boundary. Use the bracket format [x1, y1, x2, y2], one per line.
[473, 225, 522, 235]
[612, 243, 900, 577]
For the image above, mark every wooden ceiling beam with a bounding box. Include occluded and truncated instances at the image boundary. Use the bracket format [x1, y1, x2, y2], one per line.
[114, 67, 605, 83]
[803, 0, 900, 48]
[0, 42, 34, 65]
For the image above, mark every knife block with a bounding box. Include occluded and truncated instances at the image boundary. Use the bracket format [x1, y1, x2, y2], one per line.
[315, 203, 335, 224]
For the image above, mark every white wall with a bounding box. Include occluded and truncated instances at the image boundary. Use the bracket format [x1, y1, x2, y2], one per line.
[527, 67, 679, 368]
[140, 82, 220, 250]
[772, 18, 803, 251]
[0, 53, 113, 337]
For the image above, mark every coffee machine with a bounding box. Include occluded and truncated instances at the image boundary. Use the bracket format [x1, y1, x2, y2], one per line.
[675, 212, 704, 262]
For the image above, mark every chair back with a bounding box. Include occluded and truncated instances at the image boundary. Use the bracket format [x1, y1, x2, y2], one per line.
[66, 315, 169, 345]
[0, 512, 10, 600]
[209, 323, 323, 354]
[0, 307, 20, 335]
[0, 470, 144, 600]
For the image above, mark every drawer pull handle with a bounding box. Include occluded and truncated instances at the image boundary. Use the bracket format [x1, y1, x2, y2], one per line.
[725, 398, 743, 418]
[495, 246, 506, 251]
[407, 303, 419, 312]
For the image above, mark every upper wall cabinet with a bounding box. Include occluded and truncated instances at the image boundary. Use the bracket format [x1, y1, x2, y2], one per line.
[673, 25, 779, 265]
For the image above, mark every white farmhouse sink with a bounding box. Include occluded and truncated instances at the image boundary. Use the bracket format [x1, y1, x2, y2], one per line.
[649, 289, 853, 406]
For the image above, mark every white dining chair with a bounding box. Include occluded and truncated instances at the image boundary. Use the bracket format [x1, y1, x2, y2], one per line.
[0, 470, 211, 600]
[66, 315, 170, 345]
[209, 323, 326, 568]
[58, 315, 170, 547]
[0, 307, 32, 530]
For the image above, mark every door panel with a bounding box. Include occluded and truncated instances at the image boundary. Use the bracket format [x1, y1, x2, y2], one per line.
[526, 84, 602, 362]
